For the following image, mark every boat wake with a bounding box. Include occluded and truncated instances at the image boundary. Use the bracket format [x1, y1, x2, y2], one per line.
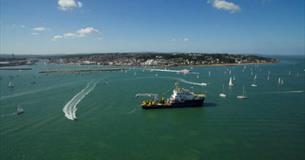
[126, 107, 138, 114]
[263, 90, 304, 94]
[0, 112, 17, 118]
[63, 80, 98, 120]
[0, 82, 77, 101]
[173, 78, 207, 87]
[121, 76, 208, 87]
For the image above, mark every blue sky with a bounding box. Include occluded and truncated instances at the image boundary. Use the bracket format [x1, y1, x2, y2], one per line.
[0, 0, 304, 55]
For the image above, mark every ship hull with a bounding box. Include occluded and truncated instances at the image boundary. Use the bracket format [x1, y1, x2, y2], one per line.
[142, 98, 204, 109]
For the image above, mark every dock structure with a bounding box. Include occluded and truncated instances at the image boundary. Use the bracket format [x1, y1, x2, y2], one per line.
[39, 68, 126, 74]
[0, 67, 32, 70]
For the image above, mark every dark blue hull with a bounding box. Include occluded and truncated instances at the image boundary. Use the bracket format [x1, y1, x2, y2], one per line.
[142, 98, 204, 109]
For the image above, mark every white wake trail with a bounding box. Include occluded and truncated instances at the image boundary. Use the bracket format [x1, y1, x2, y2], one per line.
[0, 82, 76, 101]
[63, 81, 98, 120]
[264, 90, 304, 94]
[173, 78, 207, 86]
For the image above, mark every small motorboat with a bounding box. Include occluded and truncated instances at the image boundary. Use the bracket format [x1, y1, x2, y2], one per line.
[16, 106, 24, 115]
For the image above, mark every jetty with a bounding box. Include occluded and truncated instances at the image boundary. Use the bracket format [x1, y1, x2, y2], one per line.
[39, 68, 125, 74]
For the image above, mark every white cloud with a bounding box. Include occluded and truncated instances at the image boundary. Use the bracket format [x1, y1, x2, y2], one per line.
[52, 27, 99, 41]
[52, 35, 64, 41]
[33, 27, 47, 32]
[209, 0, 240, 13]
[64, 32, 78, 38]
[76, 27, 99, 37]
[32, 32, 39, 36]
[58, 0, 82, 11]
[11, 24, 26, 29]
[171, 37, 190, 42]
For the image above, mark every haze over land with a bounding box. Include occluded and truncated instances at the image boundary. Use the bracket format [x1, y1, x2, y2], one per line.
[0, 0, 304, 55]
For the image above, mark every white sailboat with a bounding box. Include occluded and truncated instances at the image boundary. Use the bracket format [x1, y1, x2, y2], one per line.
[278, 77, 281, 85]
[229, 77, 234, 87]
[251, 83, 257, 87]
[251, 74, 258, 87]
[237, 86, 248, 99]
[16, 105, 24, 115]
[8, 81, 14, 88]
[219, 84, 227, 98]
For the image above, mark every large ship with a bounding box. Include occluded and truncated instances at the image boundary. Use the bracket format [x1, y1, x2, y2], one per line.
[140, 86, 205, 109]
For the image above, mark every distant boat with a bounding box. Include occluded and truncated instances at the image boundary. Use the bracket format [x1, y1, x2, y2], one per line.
[219, 93, 227, 98]
[229, 77, 234, 87]
[251, 83, 258, 87]
[8, 81, 14, 88]
[278, 77, 281, 85]
[251, 75, 258, 87]
[219, 85, 227, 98]
[208, 71, 211, 77]
[237, 86, 248, 99]
[16, 106, 24, 115]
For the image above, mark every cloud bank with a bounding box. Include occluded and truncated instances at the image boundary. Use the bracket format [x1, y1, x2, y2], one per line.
[52, 27, 99, 41]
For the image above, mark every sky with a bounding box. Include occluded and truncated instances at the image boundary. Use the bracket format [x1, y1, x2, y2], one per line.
[0, 0, 304, 55]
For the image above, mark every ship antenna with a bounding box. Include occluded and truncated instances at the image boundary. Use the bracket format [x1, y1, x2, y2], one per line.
[174, 82, 179, 90]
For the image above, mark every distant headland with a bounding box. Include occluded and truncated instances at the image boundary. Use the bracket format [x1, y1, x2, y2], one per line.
[0, 53, 277, 67]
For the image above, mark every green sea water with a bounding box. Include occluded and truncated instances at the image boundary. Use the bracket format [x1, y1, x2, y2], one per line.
[0, 56, 304, 160]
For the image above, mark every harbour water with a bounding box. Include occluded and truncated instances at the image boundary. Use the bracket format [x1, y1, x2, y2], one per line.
[0, 56, 304, 160]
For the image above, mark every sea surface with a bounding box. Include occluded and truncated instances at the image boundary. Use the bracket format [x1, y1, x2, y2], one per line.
[0, 56, 304, 160]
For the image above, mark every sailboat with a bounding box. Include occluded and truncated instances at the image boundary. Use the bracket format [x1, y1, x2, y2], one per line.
[278, 77, 281, 85]
[251, 74, 258, 87]
[251, 83, 257, 87]
[237, 86, 248, 99]
[16, 105, 24, 115]
[229, 77, 234, 87]
[219, 84, 227, 98]
[8, 81, 14, 88]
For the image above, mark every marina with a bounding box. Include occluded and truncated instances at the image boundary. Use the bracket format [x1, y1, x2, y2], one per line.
[0, 56, 304, 160]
